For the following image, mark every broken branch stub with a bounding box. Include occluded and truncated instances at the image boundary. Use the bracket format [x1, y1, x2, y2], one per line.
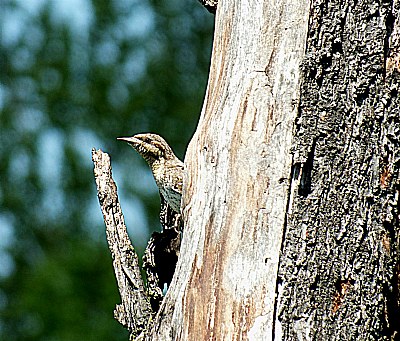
[92, 148, 152, 338]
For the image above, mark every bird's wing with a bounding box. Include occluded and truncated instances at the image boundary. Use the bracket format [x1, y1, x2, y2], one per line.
[167, 162, 184, 195]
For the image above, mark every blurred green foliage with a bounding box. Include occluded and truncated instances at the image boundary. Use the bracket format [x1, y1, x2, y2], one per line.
[0, 0, 213, 339]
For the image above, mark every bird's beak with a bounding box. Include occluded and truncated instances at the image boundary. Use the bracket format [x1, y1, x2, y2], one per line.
[117, 136, 140, 146]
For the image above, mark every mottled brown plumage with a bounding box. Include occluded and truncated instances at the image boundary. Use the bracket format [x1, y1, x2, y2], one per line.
[117, 133, 183, 213]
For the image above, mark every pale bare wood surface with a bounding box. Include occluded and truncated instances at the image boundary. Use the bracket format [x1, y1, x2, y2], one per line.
[92, 149, 152, 339]
[147, 0, 311, 338]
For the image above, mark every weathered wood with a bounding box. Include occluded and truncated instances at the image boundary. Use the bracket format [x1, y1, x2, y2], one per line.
[146, 0, 311, 338]
[277, 0, 400, 339]
[92, 149, 152, 339]
[98, 0, 398, 339]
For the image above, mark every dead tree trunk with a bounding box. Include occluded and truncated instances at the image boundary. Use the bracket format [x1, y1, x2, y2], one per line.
[93, 0, 399, 339]
[147, 0, 399, 339]
[148, 0, 311, 338]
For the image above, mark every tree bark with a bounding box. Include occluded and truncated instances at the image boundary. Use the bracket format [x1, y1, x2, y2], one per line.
[94, 0, 399, 339]
[277, 0, 400, 339]
[147, 0, 311, 339]
[146, 0, 399, 339]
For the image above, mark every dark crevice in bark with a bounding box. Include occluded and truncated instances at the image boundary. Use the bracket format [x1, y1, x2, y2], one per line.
[383, 268, 400, 338]
[272, 275, 283, 341]
[390, 88, 398, 100]
[292, 163, 301, 182]
[383, 10, 395, 79]
[310, 274, 320, 291]
[299, 138, 317, 197]
[331, 41, 343, 54]
[355, 86, 370, 105]
[143, 197, 182, 313]
[382, 211, 400, 338]
[320, 54, 332, 70]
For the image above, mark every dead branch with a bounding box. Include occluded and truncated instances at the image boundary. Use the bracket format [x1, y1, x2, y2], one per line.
[92, 148, 152, 339]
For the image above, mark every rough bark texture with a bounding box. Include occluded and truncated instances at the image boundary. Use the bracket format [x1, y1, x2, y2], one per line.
[277, 0, 400, 339]
[92, 149, 152, 339]
[146, 0, 310, 339]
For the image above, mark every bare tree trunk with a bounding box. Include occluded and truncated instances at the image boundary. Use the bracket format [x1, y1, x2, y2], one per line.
[93, 0, 399, 339]
[147, 0, 311, 338]
[146, 0, 399, 339]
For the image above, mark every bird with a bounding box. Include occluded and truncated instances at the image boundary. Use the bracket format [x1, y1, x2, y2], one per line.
[117, 133, 184, 213]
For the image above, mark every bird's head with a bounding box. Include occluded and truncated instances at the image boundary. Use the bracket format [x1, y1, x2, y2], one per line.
[117, 133, 176, 164]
